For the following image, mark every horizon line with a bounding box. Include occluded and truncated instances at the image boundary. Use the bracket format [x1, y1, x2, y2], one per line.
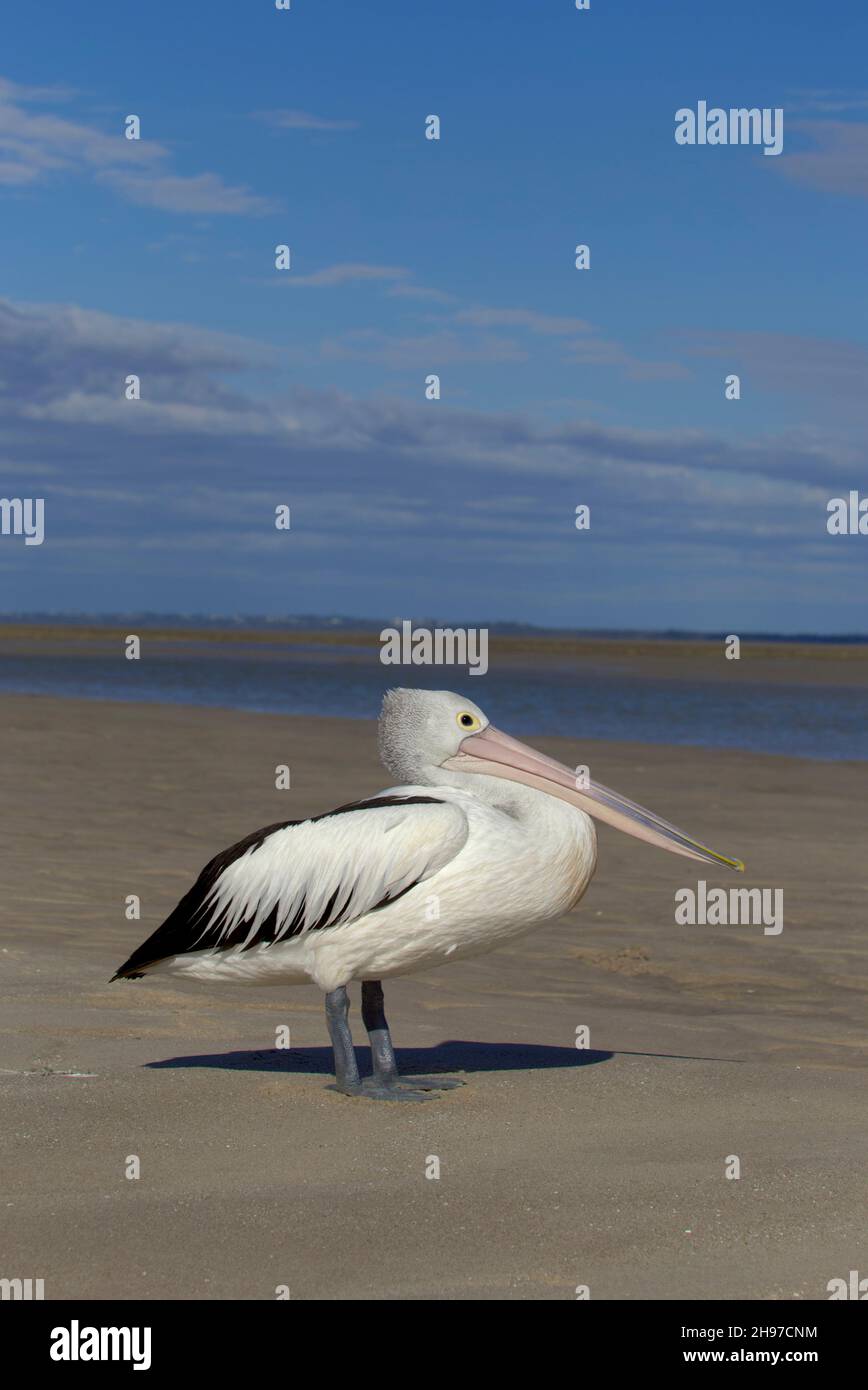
[1, 612, 867, 643]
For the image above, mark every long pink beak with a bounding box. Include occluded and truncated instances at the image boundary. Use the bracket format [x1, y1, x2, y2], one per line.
[443, 725, 743, 871]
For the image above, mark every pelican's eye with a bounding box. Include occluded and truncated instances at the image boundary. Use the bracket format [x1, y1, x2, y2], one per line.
[457, 712, 480, 731]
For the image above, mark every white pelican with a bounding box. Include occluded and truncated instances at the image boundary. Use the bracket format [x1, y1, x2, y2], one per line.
[114, 689, 743, 1101]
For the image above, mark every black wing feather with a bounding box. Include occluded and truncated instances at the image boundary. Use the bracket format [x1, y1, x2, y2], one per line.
[112, 796, 444, 979]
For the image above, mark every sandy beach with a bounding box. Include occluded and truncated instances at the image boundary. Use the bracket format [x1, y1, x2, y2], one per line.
[1, 693, 866, 1300]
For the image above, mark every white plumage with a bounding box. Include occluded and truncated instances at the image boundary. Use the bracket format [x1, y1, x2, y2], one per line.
[159, 786, 592, 992]
[182, 795, 472, 988]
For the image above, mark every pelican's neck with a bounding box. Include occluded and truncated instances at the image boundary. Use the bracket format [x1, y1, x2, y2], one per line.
[423, 764, 588, 832]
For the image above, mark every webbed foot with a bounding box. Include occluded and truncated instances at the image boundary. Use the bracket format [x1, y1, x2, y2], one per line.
[329, 1074, 465, 1102]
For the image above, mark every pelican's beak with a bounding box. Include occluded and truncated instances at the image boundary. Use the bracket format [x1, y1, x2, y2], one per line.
[443, 725, 743, 872]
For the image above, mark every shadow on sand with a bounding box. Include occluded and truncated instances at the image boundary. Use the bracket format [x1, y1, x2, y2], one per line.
[147, 1040, 614, 1076]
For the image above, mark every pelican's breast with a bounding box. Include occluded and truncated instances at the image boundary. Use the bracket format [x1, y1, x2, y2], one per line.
[315, 787, 598, 984]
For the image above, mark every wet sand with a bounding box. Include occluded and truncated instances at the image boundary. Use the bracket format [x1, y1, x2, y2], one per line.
[1, 694, 865, 1299]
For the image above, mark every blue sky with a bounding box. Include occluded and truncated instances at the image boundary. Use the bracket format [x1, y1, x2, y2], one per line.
[1, 0, 867, 631]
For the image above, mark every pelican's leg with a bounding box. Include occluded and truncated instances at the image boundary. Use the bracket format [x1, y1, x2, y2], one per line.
[324, 985, 362, 1095]
[358, 980, 465, 1101]
[360, 979, 402, 1085]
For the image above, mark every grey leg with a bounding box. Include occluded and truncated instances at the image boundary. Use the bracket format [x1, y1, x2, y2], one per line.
[360, 979, 399, 1084]
[324, 985, 361, 1095]
[356, 979, 466, 1101]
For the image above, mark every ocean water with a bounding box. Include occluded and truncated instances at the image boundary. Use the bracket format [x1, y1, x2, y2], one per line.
[0, 639, 864, 761]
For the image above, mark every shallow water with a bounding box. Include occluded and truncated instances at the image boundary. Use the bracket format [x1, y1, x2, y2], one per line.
[0, 640, 864, 760]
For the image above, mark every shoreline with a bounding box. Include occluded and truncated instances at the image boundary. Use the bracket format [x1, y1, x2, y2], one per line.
[2, 622, 868, 687]
[2, 687, 866, 763]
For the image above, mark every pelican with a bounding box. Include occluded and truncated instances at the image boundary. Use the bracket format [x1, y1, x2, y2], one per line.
[113, 689, 743, 1101]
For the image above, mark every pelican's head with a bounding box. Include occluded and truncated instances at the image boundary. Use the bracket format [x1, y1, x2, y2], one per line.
[379, 687, 743, 871]
[379, 688, 490, 782]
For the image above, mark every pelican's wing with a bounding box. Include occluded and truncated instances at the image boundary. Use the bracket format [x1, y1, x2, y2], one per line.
[112, 794, 468, 978]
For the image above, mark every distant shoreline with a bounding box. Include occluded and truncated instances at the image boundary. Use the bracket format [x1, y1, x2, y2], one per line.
[2, 622, 868, 687]
[2, 617, 868, 645]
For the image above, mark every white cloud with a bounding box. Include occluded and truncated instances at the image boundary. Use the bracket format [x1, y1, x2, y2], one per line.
[320, 327, 528, 366]
[100, 170, 275, 216]
[790, 90, 868, 114]
[386, 283, 457, 303]
[278, 263, 412, 288]
[686, 328, 868, 401]
[254, 109, 359, 132]
[0, 72, 274, 215]
[0, 294, 861, 604]
[455, 306, 593, 336]
[778, 119, 868, 197]
[563, 336, 689, 381]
